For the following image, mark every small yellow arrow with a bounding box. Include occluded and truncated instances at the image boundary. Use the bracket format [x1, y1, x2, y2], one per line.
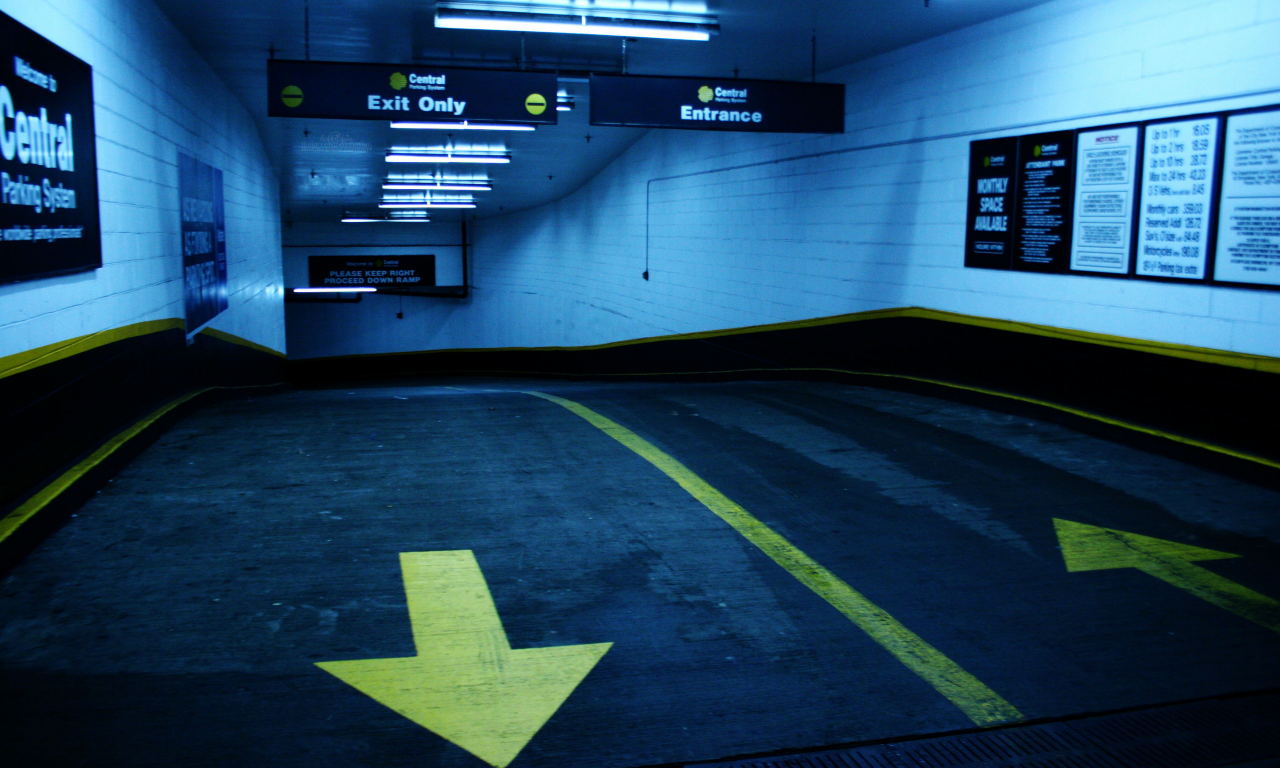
[317, 551, 612, 767]
[1053, 519, 1280, 634]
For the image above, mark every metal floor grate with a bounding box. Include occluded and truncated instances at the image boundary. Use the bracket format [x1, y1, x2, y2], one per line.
[691, 692, 1280, 768]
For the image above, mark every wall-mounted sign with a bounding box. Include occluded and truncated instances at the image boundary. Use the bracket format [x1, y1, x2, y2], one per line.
[0, 10, 101, 284]
[1135, 116, 1221, 280]
[1070, 125, 1139, 274]
[964, 137, 1019, 269]
[1014, 131, 1075, 272]
[267, 60, 558, 125]
[180, 154, 227, 332]
[1214, 108, 1280, 286]
[589, 74, 844, 134]
[308, 255, 436, 288]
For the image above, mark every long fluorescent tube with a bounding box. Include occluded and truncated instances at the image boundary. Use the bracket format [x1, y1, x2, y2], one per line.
[341, 217, 383, 222]
[435, 11, 713, 41]
[342, 216, 432, 223]
[391, 121, 535, 131]
[293, 287, 377, 293]
[380, 202, 477, 209]
[386, 153, 510, 164]
[383, 182, 491, 191]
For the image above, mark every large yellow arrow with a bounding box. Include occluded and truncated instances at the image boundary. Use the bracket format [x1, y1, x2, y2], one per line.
[316, 551, 612, 767]
[1053, 519, 1280, 634]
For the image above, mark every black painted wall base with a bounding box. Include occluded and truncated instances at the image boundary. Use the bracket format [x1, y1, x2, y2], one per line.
[288, 315, 1279, 485]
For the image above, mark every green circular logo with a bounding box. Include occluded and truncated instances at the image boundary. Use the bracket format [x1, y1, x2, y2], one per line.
[1033, 145, 1042, 157]
[983, 156, 991, 167]
[697, 86, 714, 103]
[281, 85, 303, 108]
[390, 72, 407, 90]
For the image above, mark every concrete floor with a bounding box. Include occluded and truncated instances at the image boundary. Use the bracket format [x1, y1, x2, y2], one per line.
[2, 379, 1279, 768]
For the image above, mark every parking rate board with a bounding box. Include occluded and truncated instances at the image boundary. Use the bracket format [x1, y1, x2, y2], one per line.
[1014, 131, 1075, 272]
[964, 137, 1019, 270]
[0, 10, 102, 284]
[1135, 116, 1221, 280]
[1070, 126, 1140, 274]
[590, 74, 844, 134]
[267, 60, 558, 125]
[1214, 108, 1280, 286]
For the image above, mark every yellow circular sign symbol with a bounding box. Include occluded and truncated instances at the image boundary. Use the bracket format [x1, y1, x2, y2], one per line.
[525, 93, 547, 115]
[697, 86, 714, 103]
[281, 85, 304, 108]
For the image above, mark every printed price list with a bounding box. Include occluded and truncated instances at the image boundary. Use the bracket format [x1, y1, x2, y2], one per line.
[1135, 117, 1220, 279]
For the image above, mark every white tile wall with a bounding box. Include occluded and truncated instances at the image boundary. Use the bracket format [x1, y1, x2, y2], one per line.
[0, 0, 285, 358]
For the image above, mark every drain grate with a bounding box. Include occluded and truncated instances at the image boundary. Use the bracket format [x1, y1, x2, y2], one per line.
[691, 691, 1280, 768]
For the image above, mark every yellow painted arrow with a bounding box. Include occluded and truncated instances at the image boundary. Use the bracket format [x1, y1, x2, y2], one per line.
[316, 551, 612, 767]
[1054, 519, 1280, 634]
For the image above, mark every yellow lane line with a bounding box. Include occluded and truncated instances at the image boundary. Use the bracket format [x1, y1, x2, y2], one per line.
[525, 390, 1024, 727]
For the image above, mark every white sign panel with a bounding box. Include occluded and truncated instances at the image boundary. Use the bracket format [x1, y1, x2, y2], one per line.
[1135, 117, 1220, 280]
[1213, 109, 1280, 286]
[1070, 126, 1139, 273]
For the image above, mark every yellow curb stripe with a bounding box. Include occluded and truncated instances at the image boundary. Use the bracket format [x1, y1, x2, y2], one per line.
[526, 390, 1025, 727]
[198, 327, 286, 358]
[0, 319, 184, 382]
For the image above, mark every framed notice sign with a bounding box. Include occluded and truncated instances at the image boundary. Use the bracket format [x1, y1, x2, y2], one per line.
[1213, 107, 1280, 287]
[0, 10, 101, 284]
[308, 255, 435, 288]
[1070, 125, 1139, 274]
[964, 137, 1018, 270]
[1014, 131, 1075, 272]
[1135, 116, 1221, 280]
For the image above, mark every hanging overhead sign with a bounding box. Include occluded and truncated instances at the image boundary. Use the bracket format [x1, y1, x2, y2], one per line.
[1070, 125, 1140, 275]
[0, 10, 101, 284]
[308, 255, 436, 288]
[1213, 107, 1280, 287]
[1135, 116, 1221, 281]
[589, 74, 844, 134]
[267, 60, 558, 125]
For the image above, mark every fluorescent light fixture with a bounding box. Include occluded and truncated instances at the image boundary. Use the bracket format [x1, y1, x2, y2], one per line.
[386, 152, 511, 164]
[383, 182, 491, 191]
[293, 287, 377, 293]
[435, 8, 715, 40]
[341, 217, 383, 222]
[391, 120, 535, 131]
[380, 202, 477, 209]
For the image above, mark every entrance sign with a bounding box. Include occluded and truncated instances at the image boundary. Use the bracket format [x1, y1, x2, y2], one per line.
[589, 74, 844, 134]
[1070, 126, 1139, 274]
[1214, 108, 1280, 286]
[1135, 116, 1220, 280]
[179, 154, 227, 331]
[1014, 131, 1075, 272]
[964, 137, 1019, 270]
[0, 10, 101, 284]
[267, 60, 558, 125]
[309, 255, 436, 288]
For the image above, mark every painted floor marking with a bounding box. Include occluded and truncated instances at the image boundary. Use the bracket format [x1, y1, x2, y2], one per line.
[316, 550, 612, 768]
[1055, 519, 1280, 634]
[526, 390, 1024, 727]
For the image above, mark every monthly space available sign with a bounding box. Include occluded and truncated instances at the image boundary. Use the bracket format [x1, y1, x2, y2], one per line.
[1070, 126, 1139, 274]
[1135, 116, 1220, 280]
[964, 137, 1018, 269]
[308, 255, 435, 288]
[179, 154, 227, 332]
[267, 60, 558, 125]
[589, 74, 844, 134]
[1214, 108, 1280, 286]
[0, 10, 101, 284]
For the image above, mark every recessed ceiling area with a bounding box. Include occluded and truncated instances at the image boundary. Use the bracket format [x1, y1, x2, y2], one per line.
[150, 0, 1058, 225]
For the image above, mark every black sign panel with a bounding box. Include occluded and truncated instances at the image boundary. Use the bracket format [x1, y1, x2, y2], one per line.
[590, 74, 844, 134]
[0, 10, 101, 284]
[180, 154, 227, 331]
[268, 60, 558, 125]
[1014, 131, 1075, 272]
[964, 137, 1019, 269]
[309, 255, 436, 288]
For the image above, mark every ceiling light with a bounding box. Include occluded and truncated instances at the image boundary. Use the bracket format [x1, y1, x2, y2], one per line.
[435, 7, 716, 40]
[293, 287, 378, 292]
[390, 121, 536, 131]
[380, 202, 478, 209]
[383, 181, 492, 191]
[386, 152, 511, 164]
[341, 217, 383, 223]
